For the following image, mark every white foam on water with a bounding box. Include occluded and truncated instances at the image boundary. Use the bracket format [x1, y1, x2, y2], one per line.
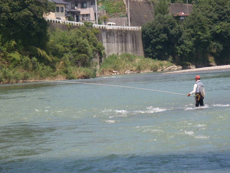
[135, 106, 167, 114]
[185, 107, 194, 111]
[185, 105, 209, 110]
[213, 104, 230, 107]
[143, 129, 163, 133]
[115, 110, 128, 115]
[105, 120, 116, 124]
[194, 135, 209, 139]
[185, 131, 194, 136]
[195, 124, 206, 128]
[194, 124, 207, 130]
[35, 109, 39, 112]
[114, 110, 128, 117]
[102, 106, 167, 119]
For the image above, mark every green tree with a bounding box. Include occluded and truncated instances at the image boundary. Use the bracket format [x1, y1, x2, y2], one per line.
[154, 0, 170, 16]
[180, 0, 230, 65]
[171, 0, 195, 3]
[48, 26, 104, 68]
[0, 0, 54, 51]
[177, 11, 211, 66]
[206, 0, 230, 64]
[142, 14, 182, 61]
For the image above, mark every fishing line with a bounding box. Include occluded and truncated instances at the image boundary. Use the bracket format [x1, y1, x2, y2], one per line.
[56, 81, 187, 96]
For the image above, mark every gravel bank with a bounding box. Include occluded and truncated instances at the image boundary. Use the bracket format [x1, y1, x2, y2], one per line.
[165, 65, 230, 74]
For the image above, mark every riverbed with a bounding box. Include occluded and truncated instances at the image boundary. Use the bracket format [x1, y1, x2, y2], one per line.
[0, 69, 230, 172]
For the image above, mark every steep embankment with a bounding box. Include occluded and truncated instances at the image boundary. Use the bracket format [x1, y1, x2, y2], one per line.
[129, 0, 154, 26]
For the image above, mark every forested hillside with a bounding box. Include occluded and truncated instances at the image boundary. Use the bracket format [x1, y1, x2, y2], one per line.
[142, 0, 230, 67]
[0, 0, 104, 83]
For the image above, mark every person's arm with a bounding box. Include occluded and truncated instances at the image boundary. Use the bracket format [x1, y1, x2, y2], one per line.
[188, 84, 197, 96]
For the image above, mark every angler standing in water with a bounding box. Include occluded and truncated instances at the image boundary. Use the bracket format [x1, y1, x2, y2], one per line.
[188, 75, 205, 107]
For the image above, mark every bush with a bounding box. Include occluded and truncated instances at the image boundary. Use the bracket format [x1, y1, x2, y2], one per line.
[99, 53, 173, 75]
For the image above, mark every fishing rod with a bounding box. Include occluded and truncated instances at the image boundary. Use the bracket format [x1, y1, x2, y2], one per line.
[1, 79, 187, 96]
[56, 81, 187, 96]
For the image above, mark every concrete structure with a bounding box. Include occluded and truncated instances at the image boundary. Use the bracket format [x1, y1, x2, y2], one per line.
[45, 0, 97, 23]
[107, 17, 128, 26]
[127, 0, 154, 26]
[45, 18, 141, 30]
[44, 0, 69, 20]
[47, 21, 144, 58]
[98, 29, 144, 57]
[64, 0, 97, 22]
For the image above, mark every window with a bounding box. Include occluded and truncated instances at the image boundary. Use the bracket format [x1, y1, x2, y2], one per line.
[56, 7, 59, 12]
[75, 2, 78, 7]
[71, 2, 75, 9]
[82, 14, 90, 21]
[91, 2, 95, 5]
[61, 7, 64, 13]
[81, 2, 87, 8]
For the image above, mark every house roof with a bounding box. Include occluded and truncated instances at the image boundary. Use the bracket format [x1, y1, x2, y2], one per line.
[174, 12, 189, 17]
[169, 3, 193, 16]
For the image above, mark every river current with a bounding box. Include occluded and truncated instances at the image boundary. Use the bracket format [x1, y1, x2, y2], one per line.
[0, 70, 230, 172]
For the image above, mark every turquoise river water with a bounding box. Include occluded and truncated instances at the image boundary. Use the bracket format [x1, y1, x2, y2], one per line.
[0, 70, 230, 172]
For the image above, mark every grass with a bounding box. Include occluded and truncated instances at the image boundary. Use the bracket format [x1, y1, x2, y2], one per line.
[0, 56, 97, 84]
[99, 53, 173, 75]
[0, 53, 174, 84]
[99, 0, 126, 17]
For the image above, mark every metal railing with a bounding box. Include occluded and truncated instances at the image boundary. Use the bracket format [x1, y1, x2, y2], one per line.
[45, 18, 142, 31]
[45, 18, 84, 26]
[93, 24, 141, 30]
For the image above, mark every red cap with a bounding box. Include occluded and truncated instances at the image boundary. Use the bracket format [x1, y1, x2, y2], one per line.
[195, 75, 200, 80]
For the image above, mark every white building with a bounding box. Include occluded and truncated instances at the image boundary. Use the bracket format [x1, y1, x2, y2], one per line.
[44, 0, 97, 23]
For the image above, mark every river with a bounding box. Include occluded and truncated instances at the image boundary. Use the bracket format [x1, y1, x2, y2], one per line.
[0, 70, 230, 172]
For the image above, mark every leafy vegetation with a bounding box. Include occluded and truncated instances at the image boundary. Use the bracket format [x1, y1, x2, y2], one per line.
[142, 0, 230, 67]
[0, 0, 105, 84]
[99, 53, 173, 75]
[142, 14, 182, 61]
[99, 0, 126, 17]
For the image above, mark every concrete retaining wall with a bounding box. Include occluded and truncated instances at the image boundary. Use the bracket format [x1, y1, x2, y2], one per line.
[98, 29, 144, 57]
[48, 22, 144, 58]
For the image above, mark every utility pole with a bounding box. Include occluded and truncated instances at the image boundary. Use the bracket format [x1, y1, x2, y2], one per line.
[186, 0, 188, 14]
[95, 0, 98, 24]
[128, 0, 130, 26]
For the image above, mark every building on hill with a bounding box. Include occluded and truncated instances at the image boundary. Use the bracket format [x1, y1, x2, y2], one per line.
[169, 3, 193, 21]
[44, 0, 70, 20]
[45, 0, 97, 23]
[64, 0, 97, 22]
[65, 0, 81, 21]
[44, 0, 193, 26]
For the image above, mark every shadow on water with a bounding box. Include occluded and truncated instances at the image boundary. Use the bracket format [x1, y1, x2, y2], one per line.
[0, 152, 230, 172]
[0, 124, 55, 169]
[0, 123, 230, 173]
